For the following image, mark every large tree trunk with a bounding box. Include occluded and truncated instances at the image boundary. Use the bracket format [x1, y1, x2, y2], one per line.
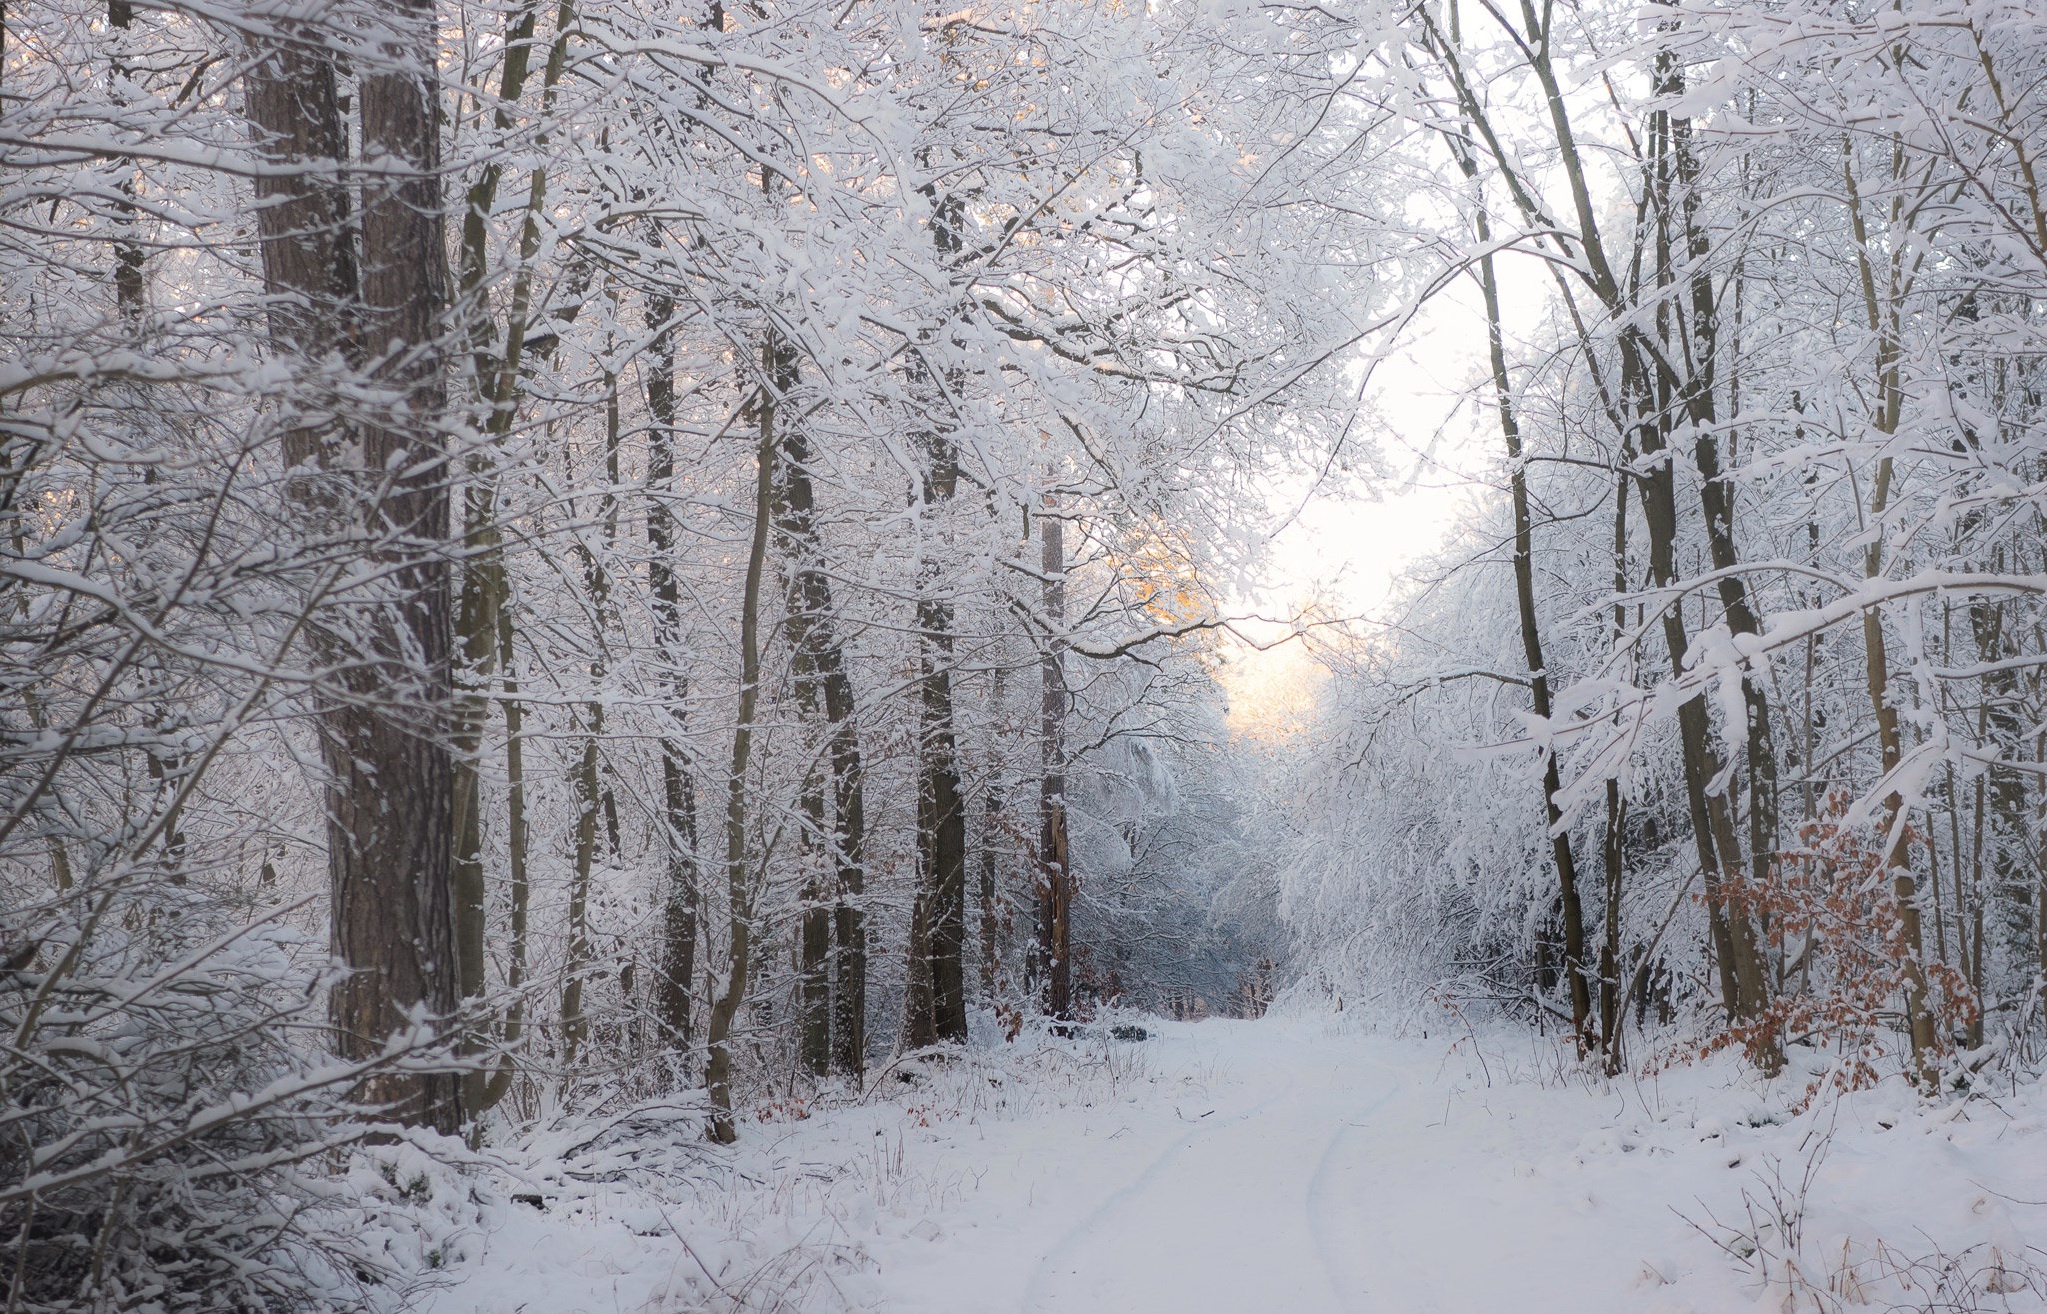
[247, 0, 460, 1131]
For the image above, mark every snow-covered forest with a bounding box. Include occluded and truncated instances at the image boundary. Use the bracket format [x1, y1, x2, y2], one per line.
[6, 0, 2047, 1307]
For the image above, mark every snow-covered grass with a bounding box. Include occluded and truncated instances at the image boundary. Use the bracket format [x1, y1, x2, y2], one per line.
[398, 1015, 2047, 1313]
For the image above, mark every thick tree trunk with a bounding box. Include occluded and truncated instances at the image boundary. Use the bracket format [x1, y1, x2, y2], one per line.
[247, 1, 460, 1131]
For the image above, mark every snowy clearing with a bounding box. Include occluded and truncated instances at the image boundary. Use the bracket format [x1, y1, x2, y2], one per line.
[414, 1018, 2047, 1313]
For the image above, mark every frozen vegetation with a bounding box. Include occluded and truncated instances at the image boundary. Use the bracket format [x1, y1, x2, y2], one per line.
[6, 0, 2047, 1307]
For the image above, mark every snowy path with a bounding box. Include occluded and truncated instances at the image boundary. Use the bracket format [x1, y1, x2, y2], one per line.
[426, 1018, 2047, 1314]
[1019, 1037, 1406, 1313]
[842, 1020, 1729, 1313]
[1007, 1024, 1642, 1314]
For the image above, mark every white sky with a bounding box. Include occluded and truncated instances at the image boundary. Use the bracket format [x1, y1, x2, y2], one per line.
[1215, 262, 1548, 735]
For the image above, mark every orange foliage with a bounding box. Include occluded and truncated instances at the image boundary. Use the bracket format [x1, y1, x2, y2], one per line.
[1682, 793, 1977, 1102]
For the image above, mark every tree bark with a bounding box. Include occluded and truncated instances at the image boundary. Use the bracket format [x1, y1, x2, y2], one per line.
[645, 294, 700, 1056]
[247, 0, 460, 1131]
[774, 421, 867, 1077]
[1038, 494, 1073, 1022]
[1475, 203, 1593, 1051]
[906, 423, 969, 1047]
[705, 338, 785, 1141]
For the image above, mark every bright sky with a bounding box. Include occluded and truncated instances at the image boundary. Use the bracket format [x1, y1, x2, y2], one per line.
[1214, 270, 1536, 737]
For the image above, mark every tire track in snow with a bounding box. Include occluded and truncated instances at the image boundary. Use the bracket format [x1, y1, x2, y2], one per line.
[1016, 1081, 1291, 1314]
[1303, 1063, 1410, 1312]
[1019, 1040, 1406, 1314]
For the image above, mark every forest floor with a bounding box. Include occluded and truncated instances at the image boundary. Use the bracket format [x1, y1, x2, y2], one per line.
[409, 1015, 2047, 1313]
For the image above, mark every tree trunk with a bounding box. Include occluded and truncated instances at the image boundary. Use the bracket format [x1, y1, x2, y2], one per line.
[1639, 57, 1773, 1049]
[1671, 96, 1782, 1030]
[561, 369, 619, 1067]
[1038, 494, 1073, 1022]
[247, 0, 460, 1131]
[981, 774, 1002, 998]
[705, 338, 784, 1141]
[1475, 203, 1594, 1051]
[451, 0, 568, 1120]
[774, 421, 867, 1077]
[1599, 462, 1630, 1072]
[1842, 150, 1938, 1081]
[906, 428, 969, 1047]
[644, 294, 701, 1056]
[475, 592, 531, 1113]
[1971, 584, 2031, 982]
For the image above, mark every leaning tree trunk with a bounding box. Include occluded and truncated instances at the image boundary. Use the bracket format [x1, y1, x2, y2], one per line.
[1635, 55, 1773, 1051]
[247, 0, 460, 1131]
[1473, 199, 1594, 1051]
[1671, 96, 1781, 1033]
[1842, 147, 1939, 1082]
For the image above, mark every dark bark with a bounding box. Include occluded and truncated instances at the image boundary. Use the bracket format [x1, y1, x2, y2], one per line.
[906, 428, 969, 1047]
[1971, 588, 2032, 973]
[646, 294, 700, 1054]
[705, 336, 786, 1142]
[1038, 496, 1073, 1021]
[980, 777, 1002, 998]
[247, 0, 460, 1131]
[774, 422, 867, 1077]
[1476, 205, 1593, 1049]
[1640, 54, 1773, 1042]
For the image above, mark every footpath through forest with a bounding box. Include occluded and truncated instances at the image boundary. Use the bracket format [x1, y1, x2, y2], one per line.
[419, 1018, 2047, 1313]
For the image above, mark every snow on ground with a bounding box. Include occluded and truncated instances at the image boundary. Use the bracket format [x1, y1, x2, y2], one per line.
[406, 1016, 2047, 1313]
